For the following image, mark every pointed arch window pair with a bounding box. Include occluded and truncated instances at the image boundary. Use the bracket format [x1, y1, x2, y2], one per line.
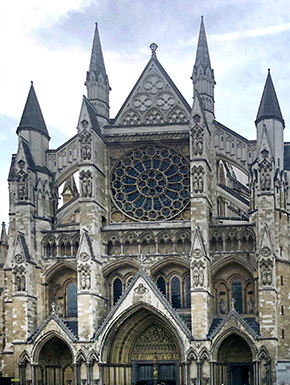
[157, 276, 190, 309]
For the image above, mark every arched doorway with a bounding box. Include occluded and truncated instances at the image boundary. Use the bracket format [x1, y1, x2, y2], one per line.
[216, 333, 253, 385]
[35, 336, 74, 385]
[103, 307, 182, 385]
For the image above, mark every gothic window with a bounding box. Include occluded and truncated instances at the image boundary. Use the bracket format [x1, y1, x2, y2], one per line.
[225, 232, 238, 251]
[211, 233, 223, 252]
[113, 278, 122, 305]
[46, 243, 52, 257]
[73, 241, 79, 256]
[241, 234, 254, 251]
[107, 241, 113, 255]
[107, 240, 121, 256]
[45, 237, 57, 257]
[171, 276, 181, 308]
[185, 276, 191, 308]
[176, 239, 183, 253]
[127, 276, 134, 287]
[110, 145, 190, 221]
[157, 276, 166, 297]
[67, 282, 77, 318]
[231, 278, 243, 313]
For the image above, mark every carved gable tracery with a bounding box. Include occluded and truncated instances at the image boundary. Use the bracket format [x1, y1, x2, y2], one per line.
[115, 61, 189, 126]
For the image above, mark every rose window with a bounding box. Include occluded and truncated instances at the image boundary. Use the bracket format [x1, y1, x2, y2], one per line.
[111, 145, 190, 221]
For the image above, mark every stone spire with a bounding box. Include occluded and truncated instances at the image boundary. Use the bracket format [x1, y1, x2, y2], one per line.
[17, 82, 49, 139]
[85, 23, 110, 120]
[256, 69, 284, 127]
[192, 16, 215, 117]
[255, 69, 285, 169]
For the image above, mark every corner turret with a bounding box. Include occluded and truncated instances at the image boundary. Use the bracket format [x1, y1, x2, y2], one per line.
[192, 16, 215, 119]
[255, 69, 285, 169]
[85, 23, 110, 123]
[17, 82, 50, 167]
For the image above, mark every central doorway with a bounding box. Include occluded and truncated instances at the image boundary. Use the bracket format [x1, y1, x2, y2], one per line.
[134, 362, 178, 385]
[105, 307, 182, 385]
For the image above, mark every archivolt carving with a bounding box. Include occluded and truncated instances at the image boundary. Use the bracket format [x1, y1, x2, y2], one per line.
[131, 325, 179, 360]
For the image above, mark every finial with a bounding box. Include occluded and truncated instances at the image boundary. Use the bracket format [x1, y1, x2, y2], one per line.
[268, 68, 270, 73]
[201, 15, 204, 19]
[138, 253, 146, 269]
[149, 42, 158, 58]
[31, 81, 33, 85]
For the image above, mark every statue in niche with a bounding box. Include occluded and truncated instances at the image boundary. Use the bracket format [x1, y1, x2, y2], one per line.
[248, 297, 254, 314]
[267, 268, 272, 285]
[80, 170, 92, 198]
[199, 268, 204, 286]
[80, 130, 92, 161]
[261, 266, 267, 285]
[193, 268, 199, 286]
[81, 271, 87, 290]
[193, 172, 199, 193]
[17, 173, 28, 200]
[85, 273, 91, 290]
[21, 275, 26, 291]
[56, 302, 64, 318]
[79, 265, 91, 290]
[191, 126, 203, 156]
[220, 298, 226, 314]
[16, 276, 21, 291]
[198, 175, 204, 193]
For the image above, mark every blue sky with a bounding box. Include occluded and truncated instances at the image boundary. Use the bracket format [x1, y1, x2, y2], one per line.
[0, 0, 290, 225]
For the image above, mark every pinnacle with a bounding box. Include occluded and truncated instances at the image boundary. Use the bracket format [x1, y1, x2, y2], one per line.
[256, 70, 284, 126]
[17, 82, 49, 138]
[195, 16, 212, 69]
[89, 22, 106, 74]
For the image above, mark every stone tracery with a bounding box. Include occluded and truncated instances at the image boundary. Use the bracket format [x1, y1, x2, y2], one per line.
[111, 145, 190, 221]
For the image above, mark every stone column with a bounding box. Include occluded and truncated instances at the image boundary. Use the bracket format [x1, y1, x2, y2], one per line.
[197, 361, 203, 385]
[210, 362, 215, 385]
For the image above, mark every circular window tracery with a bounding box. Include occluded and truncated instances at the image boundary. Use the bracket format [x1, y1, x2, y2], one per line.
[111, 145, 190, 221]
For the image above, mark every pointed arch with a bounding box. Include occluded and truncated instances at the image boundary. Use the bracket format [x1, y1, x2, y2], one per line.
[199, 346, 210, 361]
[18, 350, 31, 364]
[76, 349, 87, 363]
[88, 350, 99, 363]
[211, 328, 257, 362]
[186, 347, 197, 361]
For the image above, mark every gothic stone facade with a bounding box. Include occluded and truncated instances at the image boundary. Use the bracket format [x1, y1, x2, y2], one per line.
[0, 18, 289, 385]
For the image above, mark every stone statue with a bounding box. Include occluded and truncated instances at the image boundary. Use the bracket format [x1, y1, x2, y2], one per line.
[220, 298, 226, 314]
[248, 297, 254, 314]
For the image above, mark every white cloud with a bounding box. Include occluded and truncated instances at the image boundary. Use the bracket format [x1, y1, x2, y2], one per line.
[211, 23, 290, 41]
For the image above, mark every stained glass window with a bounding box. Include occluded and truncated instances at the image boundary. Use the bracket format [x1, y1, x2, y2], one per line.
[171, 276, 181, 308]
[111, 145, 190, 221]
[232, 278, 243, 313]
[67, 282, 77, 318]
[113, 278, 122, 305]
[157, 276, 166, 297]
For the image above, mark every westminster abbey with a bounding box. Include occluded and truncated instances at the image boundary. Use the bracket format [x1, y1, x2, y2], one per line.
[0, 17, 289, 385]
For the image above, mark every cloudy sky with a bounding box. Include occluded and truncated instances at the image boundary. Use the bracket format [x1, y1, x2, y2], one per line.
[0, 0, 290, 225]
